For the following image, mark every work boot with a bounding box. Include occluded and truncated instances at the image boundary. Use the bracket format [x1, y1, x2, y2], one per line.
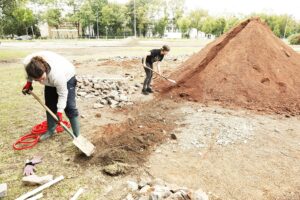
[142, 89, 149, 95]
[69, 116, 80, 137]
[146, 88, 154, 93]
[40, 113, 56, 141]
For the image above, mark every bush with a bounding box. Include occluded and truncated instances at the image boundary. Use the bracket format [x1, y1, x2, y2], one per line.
[288, 33, 300, 45]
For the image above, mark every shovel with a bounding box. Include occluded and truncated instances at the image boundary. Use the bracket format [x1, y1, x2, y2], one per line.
[144, 66, 176, 84]
[30, 91, 95, 157]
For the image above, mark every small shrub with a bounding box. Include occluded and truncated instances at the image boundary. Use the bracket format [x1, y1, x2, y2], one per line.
[288, 33, 300, 45]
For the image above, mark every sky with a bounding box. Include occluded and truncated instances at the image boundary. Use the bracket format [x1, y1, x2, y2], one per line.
[109, 0, 300, 20]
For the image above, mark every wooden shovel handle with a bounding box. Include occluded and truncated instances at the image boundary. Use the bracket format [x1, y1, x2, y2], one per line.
[144, 66, 176, 83]
[29, 91, 76, 139]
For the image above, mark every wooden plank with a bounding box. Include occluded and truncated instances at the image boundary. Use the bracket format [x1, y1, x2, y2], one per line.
[16, 176, 64, 200]
[70, 188, 84, 200]
[26, 193, 43, 200]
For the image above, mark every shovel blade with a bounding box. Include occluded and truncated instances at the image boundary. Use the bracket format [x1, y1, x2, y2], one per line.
[73, 135, 95, 157]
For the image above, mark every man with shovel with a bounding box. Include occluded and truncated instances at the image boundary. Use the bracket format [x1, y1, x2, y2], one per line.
[142, 45, 170, 95]
[22, 51, 80, 141]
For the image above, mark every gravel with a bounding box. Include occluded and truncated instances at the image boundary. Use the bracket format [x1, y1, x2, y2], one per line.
[76, 75, 143, 109]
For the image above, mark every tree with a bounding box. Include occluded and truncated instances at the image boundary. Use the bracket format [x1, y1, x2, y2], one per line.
[44, 8, 61, 28]
[101, 3, 129, 37]
[167, 0, 185, 30]
[13, 7, 35, 35]
[189, 9, 208, 31]
[126, 0, 151, 37]
[177, 17, 191, 37]
[154, 17, 168, 37]
[65, 0, 83, 36]
[77, 1, 95, 36]
[224, 16, 240, 32]
[201, 17, 226, 36]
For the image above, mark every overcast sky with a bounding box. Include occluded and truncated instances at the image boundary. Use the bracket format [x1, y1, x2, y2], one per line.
[110, 0, 300, 20]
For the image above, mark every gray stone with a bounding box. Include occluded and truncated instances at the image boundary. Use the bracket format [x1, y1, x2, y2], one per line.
[93, 103, 104, 109]
[138, 176, 152, 188]
[85, 94, 95, 98]
[109, 91, 119, 99]
[127, 180, 139, 191]
[139, 185, 151, 194]
[119, 94, 129, 102]
[125, 193, 134, 200]
[22, 175, 53, 186]
[165, 192, 186, 200]
[150, 189, 172, 200]
[108, 99, 118, 106]
[0, 183, 7, 198]
[191, 189, 209, 200]
[99, 99, 108, 105]
[77, 92, 87, 97]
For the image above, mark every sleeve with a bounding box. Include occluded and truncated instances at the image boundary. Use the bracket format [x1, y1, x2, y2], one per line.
[53, 74, 68, 113]
[150, 49, 156, 56]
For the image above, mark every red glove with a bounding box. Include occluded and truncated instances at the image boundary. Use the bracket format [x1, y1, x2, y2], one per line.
[22, 81, 33, 95]
[57, 112, 63, 125]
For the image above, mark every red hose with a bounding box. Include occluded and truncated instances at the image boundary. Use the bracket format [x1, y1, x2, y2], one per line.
[13, 121, 70, 150]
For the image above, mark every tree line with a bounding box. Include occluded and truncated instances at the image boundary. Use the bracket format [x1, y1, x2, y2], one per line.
[1, 0, 300, 40]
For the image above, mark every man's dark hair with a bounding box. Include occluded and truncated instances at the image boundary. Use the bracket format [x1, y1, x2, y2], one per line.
[25, 56, 50, 79]
[161, 45, 170, 52]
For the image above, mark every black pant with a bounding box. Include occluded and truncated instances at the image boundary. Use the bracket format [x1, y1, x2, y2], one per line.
[44, 76, 78, 118]
[143, 62, 153, 91]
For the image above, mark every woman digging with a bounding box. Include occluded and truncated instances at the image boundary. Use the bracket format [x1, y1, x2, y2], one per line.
[22, 51, 80, 141]
[142, 45, 170, 95]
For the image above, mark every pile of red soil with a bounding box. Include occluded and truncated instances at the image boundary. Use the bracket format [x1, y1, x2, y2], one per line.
[158, 18, 300, 115]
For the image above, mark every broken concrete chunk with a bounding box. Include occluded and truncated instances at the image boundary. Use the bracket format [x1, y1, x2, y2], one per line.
[93, 103, 104, 109]
[127, 181, 139, 191]
[191, 189, 209, 200]
[139, 185, 151, 194]
[22, 175, 54, 186]
[125, 193, 134, 200]
[0, 183, 7, 198]
[138, 176, 152, 188]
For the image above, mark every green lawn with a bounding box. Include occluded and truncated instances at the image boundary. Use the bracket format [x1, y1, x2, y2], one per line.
[0, 49, 32, 60]
[0, 63, 106, 199]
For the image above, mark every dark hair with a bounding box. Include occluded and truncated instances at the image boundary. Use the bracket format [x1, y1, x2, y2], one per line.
[161, 45, 170, 52]
[25, 56, 50, 79]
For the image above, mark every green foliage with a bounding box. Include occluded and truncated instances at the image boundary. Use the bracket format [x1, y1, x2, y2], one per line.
[1, 0, 300, 39]
[177, 17, 191, 37]
[43, 8, 61, 28]
[288, 33, 300, 44]
[251, 13, 299, 38]
[100, 3, 129, 36]
[154, 17, 168, 37]
[189, 9, 208, 31]
[201, 17, 226, 36]
[224, 16, 240, 32]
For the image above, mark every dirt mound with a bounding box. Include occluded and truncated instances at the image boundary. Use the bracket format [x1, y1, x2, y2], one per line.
[158, 18, 300, 115]
[83, 101, 178, 175]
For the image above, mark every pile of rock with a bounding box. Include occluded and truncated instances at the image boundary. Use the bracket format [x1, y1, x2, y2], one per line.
[76, 75, 143, 109]
[125, 178, 208, 200]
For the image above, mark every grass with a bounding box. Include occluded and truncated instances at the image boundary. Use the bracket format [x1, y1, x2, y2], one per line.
[0, 63, 108, 199]
[0, 49, 32, 60]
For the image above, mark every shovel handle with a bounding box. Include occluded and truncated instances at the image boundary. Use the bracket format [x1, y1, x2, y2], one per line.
[144, 66, 176, 84]
[29, 91, 76, 139]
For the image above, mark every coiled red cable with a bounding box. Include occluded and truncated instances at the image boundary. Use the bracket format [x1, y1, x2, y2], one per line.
[13, 121, 70, 150]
